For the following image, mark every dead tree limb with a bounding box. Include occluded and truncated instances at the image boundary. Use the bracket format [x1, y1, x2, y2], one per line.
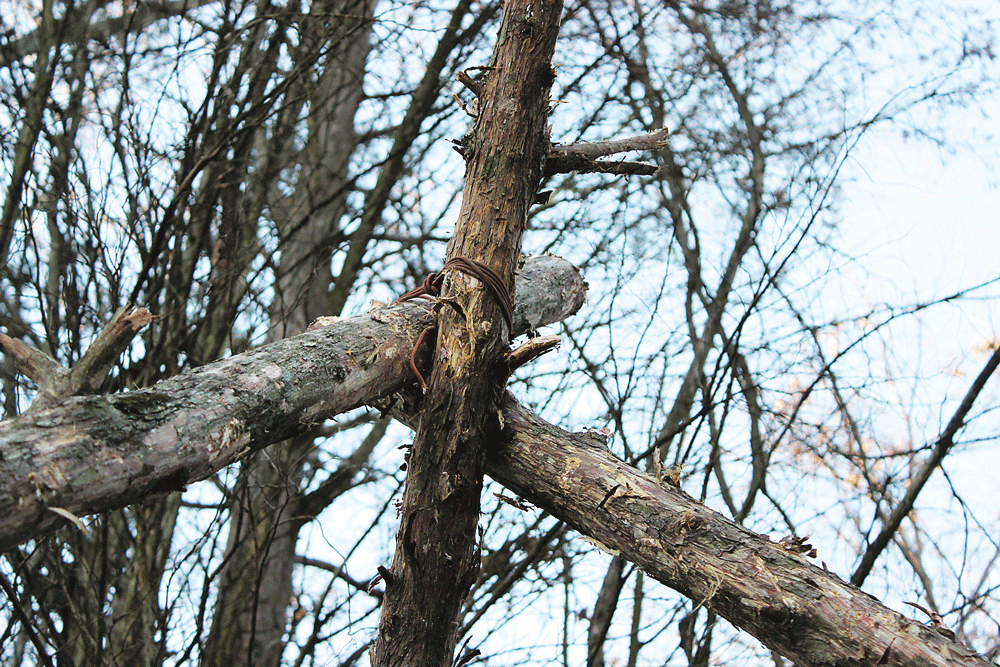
[0, 255, 585, 552]
[545, 128, 670, 176]
[488, 396, 996, 667]
[0, 306, 154, 410]
[851, 344, 1000, 586]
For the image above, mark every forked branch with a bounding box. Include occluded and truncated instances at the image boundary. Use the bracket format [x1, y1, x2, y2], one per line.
[0, 306, 154, 410]
[545, 127, 670, 176]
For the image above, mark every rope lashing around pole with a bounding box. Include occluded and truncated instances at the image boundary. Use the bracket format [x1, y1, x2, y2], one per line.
[394, 257, 514, 392]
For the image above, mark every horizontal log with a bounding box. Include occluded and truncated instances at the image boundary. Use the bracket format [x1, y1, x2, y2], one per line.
[0, 255, 586, 551]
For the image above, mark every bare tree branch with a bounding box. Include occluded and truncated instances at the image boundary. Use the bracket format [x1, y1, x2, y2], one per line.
[0, 258, 993, 666]
[545, 128, 669, 176]
[490, 396, 996, 667]
[0, 0, 220, 68]
[371, 0, 564, 663]
[851, 345, 1000, 586]
[1, 306, 153, 410]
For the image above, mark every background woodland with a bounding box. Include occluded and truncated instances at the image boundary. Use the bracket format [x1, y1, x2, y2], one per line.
[1, 0, 999, 665]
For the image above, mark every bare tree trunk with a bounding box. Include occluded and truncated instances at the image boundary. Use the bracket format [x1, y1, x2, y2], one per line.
[201, 1, 376, 663]
[369, 0, 563, 664]
[627, 571, 644, 667]
[587, 556, 626, 667]
[107, 495, 181, 667]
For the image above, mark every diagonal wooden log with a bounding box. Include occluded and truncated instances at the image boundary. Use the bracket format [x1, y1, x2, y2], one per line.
[0, 255, 993, 666]
[0, 255, 586, 552]
[489, 397, 994, 667]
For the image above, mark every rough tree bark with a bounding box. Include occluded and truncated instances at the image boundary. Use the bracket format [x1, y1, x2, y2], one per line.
[369, 0, 564, 664]
[0, 255, 585, 552]
[2, 5, 995, 663]
[489, 398, 994, 667]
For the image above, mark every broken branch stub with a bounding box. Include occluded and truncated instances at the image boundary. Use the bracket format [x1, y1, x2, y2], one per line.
[0, 306, 154, 411]
[545, 127, 670, 176]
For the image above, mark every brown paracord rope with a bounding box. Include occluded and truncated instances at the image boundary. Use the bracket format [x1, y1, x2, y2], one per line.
[394, 257, 514, 391]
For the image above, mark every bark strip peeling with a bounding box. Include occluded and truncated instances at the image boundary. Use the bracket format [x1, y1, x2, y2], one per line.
[0, 256, 585, 552]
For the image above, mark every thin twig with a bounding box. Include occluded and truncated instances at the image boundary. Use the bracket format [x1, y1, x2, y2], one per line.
[0, 570, 54, 667]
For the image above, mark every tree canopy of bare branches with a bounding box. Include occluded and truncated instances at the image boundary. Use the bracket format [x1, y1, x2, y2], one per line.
[1, 0, 998, 665]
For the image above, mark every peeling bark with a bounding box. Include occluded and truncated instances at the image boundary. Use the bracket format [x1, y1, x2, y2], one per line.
[370, 0, 565, 663]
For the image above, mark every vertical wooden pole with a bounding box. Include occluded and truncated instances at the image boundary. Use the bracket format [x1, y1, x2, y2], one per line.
[371, 1, 564, 665]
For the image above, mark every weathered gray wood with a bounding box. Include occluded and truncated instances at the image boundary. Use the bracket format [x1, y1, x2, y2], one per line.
[0, 255, 585, 552]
